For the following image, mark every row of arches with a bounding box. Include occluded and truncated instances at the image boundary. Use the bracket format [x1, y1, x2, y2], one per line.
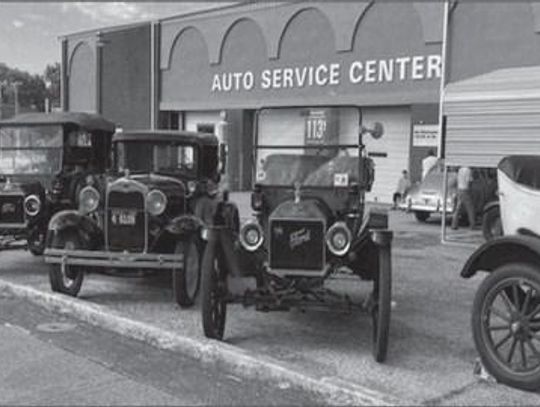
[161, 2, 444, 70]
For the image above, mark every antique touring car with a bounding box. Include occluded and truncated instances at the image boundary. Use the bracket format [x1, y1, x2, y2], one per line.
[44, 130, 224, 306]
[461, 156, 540, 390]
[200, 106, 394, 362]
[0, 112, 114, 254]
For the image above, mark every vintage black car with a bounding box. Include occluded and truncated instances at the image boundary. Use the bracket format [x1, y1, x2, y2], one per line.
[44, 130, 224, 306]
[200, 106, 394, 362]
[461, 156, 540, 391]
[0, 112, 115, 254]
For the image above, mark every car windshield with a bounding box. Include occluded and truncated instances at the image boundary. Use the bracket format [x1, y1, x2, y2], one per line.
[421, 160, 457, 190]
[0, 125, 62, 175]
[116, 141, 197, 176]
[255, 107, 360, 187]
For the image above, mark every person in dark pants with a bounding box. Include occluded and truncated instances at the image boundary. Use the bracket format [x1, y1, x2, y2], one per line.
[451, 166, 475, 229]
[392, 169, 411, 209]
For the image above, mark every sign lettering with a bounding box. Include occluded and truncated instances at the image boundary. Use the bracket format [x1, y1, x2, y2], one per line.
[210, 55, 441, 93]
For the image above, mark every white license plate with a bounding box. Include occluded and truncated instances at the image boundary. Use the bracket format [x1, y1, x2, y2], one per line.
[111, 210, 136, 225]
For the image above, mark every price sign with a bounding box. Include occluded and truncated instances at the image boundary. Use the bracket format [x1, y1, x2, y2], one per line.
[305, 111, 327, 145]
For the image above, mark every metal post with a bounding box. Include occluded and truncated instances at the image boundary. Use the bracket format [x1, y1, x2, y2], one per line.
[437, 0, 450, 159]
[441, 163, 448, 243]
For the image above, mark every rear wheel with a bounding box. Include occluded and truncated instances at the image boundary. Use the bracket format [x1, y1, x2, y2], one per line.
[48, 231, 84, 297]
[371, 245, 392, 362]
[172, 237, 201, 308]
[201, 239, 227, 340]
[482, 205, 502, 241]
[414, 211, 430, 222]
[472, 263, 540, 391]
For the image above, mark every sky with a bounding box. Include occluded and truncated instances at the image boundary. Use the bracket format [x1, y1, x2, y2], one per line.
[0, 2, 228, 75]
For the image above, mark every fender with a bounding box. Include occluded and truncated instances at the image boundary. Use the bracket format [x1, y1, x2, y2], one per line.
[461, 235, 540, 278]
[46, 210, 102, 249]
[482, 200, 499, 214]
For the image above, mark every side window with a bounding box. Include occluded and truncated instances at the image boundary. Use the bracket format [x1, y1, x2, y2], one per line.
[196, 123, 215, 134]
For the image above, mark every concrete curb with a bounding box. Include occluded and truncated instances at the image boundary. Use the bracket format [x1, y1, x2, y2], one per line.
[0, 279, 402, 406]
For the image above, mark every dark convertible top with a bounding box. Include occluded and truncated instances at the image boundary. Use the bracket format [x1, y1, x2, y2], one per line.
[113, 129, 219, 145]
[0, 112, 115, 133]
[499, 155, 540, 189]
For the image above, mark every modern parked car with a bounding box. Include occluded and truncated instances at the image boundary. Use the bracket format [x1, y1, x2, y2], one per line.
[200, 106, 394, 362]
[44, 130, 224, 306]
[401, 161, 497, 226]
[461, 155, 540, 391]
[0, 112, 115, 254]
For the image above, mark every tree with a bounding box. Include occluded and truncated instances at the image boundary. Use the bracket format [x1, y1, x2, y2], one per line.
[0, 63, 46, 115]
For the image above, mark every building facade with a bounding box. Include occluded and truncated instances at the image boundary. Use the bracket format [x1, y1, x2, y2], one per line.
[61, 1, 448, 201]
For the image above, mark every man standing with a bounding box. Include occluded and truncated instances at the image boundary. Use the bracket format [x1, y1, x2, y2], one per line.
[422, 149, 438, 179]
[392, 169, 411, 209]
[451, 166, 475, 230]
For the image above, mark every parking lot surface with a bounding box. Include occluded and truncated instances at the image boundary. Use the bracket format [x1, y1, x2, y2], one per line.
[0, 196, 538, 405]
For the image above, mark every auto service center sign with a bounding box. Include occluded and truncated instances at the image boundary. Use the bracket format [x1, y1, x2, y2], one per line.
[210, 54, 442, 92]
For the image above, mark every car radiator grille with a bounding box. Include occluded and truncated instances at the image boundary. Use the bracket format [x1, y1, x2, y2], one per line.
[0, 195, 24, 224]
[269, 219, 325, 271]
[106, 191, 145, 252]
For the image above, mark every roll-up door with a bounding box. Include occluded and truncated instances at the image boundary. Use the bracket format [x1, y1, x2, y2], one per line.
[444, 66, 540, 168]
[184, 111, 222, 138]
[362, 107, 411, 204]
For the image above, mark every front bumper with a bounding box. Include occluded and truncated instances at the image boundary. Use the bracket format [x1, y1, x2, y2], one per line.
[398, 200, 454, 214]
[44, 248, 184, 269]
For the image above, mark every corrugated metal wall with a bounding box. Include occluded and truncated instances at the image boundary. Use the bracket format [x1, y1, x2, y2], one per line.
[444, 66, 540, 167]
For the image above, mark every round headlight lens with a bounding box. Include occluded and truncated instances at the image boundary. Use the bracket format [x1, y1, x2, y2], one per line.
[326, 222, 352, 256]
[79, 186, 100, 214]
[239, 220, 264, 252]
[24, 194, 41, 217]
[146, 190, 167, 216]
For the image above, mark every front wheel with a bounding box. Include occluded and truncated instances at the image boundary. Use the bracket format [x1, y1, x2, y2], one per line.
[371, 245, 392, 362]
[482, 206, 502, 241]
[48, 231, 84, 297]
[27, 227, 46, 256]
[201, 238, 227, 340]
[172, 237, 201, 308]
[472, 263, 540, 391]
[414, 211, 430, 222]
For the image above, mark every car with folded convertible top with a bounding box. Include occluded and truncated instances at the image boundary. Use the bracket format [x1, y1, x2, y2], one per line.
[200, 106, 394, 362]
[44, 129, 225, 306]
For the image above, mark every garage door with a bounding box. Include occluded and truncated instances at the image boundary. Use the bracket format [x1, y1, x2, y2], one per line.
[184, 111, 222, 139]
[362, 107, 411, 204]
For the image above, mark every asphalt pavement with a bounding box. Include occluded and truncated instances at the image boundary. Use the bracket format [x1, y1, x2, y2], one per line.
[0, 195, 539, 405]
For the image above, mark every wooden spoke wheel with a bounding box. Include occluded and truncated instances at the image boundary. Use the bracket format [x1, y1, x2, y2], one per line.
[472, 263, 540, 391]
[201, 239, 228, 340]
[371, 245, 392, 363]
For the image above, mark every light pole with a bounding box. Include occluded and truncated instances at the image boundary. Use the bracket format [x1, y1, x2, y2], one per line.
[12, 81, 22, 116]
[0, 80, 6, 120]
[45, 79, 52, 113]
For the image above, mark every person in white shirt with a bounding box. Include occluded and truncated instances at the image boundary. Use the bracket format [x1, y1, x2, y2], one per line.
[422, 149, 438, 179]
[392, 169, 411, 209]
[451, 166, 475, 230]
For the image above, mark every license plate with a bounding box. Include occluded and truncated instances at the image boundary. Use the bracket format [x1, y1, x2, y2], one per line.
[111, 209, 136, 225]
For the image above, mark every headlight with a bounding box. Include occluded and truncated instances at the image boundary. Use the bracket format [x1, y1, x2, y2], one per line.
[79, 186, 100, 214]
[146, 190, 167, 216]
[24, 194, 41, 217]
[325, 221, 352, 256]
[239, 220, 264, 252]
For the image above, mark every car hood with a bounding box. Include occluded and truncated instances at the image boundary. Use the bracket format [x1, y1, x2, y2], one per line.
[0, 176, 47, 196]
[109, 174, 186, 198]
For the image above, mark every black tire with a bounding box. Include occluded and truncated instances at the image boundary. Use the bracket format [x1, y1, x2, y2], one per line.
[172, 237, 201, 308]
[472, 263, 540, 391]
[201, 237, 227, 340]
[27, 227, 45, 256]
[372, 245, 392, 363]
[414, 211, 430, 222]
[482, 206, 502, 241]
[48, 230, 84, 297]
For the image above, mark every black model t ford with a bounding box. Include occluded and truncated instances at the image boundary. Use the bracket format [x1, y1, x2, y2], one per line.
[0, 112, 115, 254]
[44, 130, 223, 306]
[201, 106, 394, 362]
